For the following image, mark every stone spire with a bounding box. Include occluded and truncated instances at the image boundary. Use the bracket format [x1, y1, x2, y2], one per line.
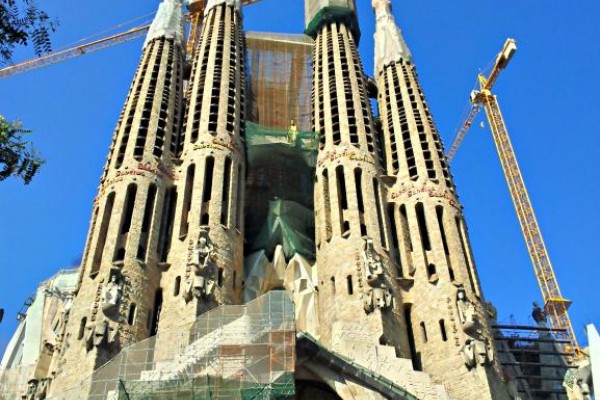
[306, 1, 412, 391]
[158, 0, 247, 330]
[144, 0, 185, 47]
[372, 0, 412, 74]
[48, 0, 186, 395]
[372, 3, 511, 399]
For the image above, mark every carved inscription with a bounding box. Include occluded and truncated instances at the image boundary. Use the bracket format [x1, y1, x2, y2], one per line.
[391, 185, 461, 210]
[193, 138, 241, 153]
[317, 147, 376, 167]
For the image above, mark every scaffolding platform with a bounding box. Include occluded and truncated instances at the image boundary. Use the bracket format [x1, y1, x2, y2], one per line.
[50, 292, 295, 399]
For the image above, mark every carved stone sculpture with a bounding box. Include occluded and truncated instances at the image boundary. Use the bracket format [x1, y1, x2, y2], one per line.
[364, 286, 393, 313]
[35, 379, 48, 400]
[563, 359, 593, 400]
[456, 285, 477, 335]
[102, 272, 122, 313]
[460, 337, 493, 370]
[361, 238, 393, 313]
[362, 238, 384, 283]
[85, 319, 117, 351]
[195, 229, 215, 269]
[184, 229, 217, 301]
[25, 379, 38, 400]
[62, 294, 74, 317]
[455, 285, 495, 369]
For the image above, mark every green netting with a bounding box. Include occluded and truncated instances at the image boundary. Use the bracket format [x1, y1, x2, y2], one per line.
[304, 6, 361, 42]
[244, 122, 318, 261]
[245, 121, 318, 150]
[118, 372, 295, 399]
[253, 199, 316, 260]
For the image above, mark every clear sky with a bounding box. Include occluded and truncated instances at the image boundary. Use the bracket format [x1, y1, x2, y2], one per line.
[1, 0, 599, 356]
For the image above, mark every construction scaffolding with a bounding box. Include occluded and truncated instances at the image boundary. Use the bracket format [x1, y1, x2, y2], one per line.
[493, 324, 571, 399]
[49, 292, 296, 399]
[244, 32, 317, 261]
[246, 32, 313, 133]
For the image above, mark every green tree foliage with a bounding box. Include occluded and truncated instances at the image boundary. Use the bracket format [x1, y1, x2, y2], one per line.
[0, 115, 44, 184]
[0, 0, 57, 64]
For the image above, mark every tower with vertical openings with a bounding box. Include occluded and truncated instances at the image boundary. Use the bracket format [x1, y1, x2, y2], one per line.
[48, 0, 185, 394]
[0, 1, 519, 399]
[305, 0, 411, 366]
[373, 0, 509, 398]
[157, 0, 247, 332]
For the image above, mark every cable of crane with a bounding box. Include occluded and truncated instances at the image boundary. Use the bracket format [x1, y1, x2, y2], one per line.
[446, 77, 482, 161]
[451, 77, 479, 135]
[52, 11, 157, 53]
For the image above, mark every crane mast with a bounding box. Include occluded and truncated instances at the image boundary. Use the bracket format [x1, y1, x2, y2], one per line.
[476, 89, 578, 357]
[449, 39, 581, 358]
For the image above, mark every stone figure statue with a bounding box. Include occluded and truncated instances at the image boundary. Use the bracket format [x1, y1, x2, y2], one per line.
[85, 319, 112, 350]
[362, 238, 384, 283]
[63, 294, 74, 315]
[456, 286, 477, 334]
[184, 229, 217, 301]
[195, 230, 215, 270]
[25, 379, 38, 400]
[102, 273, 122, 313]
[365, 286, 393, 312]
[361, 238, 393, 313]
[35, 379, 48, 400]
[460, 337, 492, 369]
[563, 358, 593, 400]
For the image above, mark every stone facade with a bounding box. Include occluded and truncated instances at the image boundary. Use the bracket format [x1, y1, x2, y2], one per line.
[1, 0, 517, 399]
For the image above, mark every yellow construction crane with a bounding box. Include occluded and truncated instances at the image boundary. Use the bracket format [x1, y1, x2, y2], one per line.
[447, 39, 581, 359]
[186, 0, 262, 60]
[0, 0, 262, 80]
[0, 25, 151, 79]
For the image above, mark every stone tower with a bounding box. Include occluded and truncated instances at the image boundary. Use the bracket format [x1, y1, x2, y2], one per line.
[0, 1, 523, 398]
[372, 0, 509, 398]
[48, 0, 185, 394]
[157, 0, 247, 332]
[305, 0, 410, 362]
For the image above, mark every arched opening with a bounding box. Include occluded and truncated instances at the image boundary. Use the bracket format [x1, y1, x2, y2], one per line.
[173, 276, 181, 296]
[346, 275, 353, 295]
[78, 317, 87, 340]
[128, 304, 137, 325]
[439, 319, 448, 342]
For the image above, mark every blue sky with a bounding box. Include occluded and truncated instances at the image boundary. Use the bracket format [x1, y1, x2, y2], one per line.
[1, 0, 599, 355]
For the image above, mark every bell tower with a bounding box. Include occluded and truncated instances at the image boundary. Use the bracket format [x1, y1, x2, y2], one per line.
[306, 0, 411, 369]
[372, 1, 510, 398]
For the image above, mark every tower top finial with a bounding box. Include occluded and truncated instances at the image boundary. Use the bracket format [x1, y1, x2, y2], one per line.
[372, 0, 392, 16]
[144, 0, 185, 48]
[372, 0, 412, 74]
